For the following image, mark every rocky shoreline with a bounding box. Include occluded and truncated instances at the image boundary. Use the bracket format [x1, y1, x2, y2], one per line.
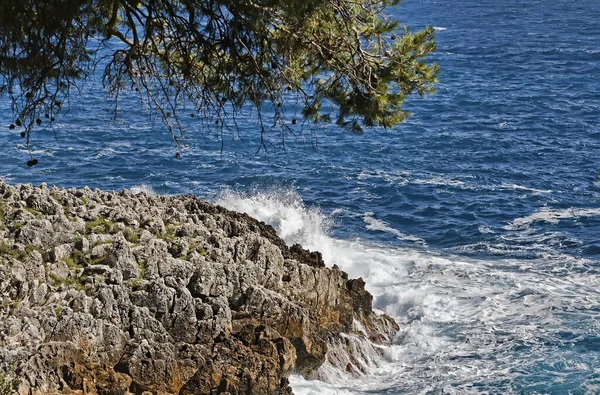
[0, 179, 398, 394]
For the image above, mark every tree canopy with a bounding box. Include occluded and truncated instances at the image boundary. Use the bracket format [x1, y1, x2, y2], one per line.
[0, 0, 438, 161]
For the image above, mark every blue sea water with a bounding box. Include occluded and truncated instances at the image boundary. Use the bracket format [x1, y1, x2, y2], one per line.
[1, 0, 600, 393]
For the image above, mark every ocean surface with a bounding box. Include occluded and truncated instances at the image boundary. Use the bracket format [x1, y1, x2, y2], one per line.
[1, 0, 600, 393]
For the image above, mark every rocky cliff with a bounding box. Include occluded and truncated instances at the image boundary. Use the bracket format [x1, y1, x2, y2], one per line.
[0, 179, 398, 394]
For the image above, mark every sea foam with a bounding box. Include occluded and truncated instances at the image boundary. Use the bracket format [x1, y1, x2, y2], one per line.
[506, 207, 600, 230]
[215, 189, 600, 394]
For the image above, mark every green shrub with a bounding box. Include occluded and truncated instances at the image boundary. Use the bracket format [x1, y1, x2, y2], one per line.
[163, 225, 177, 241]
[85, 217, 115, 234]
[0, 202, 6, 226]
[85, 254, 106, 266]
[0, 242, 28, 262]
[24, 207, 41, 218]
[49, 274, 86, 291]
[128, 262, 146, 290]
[0, 371, 18, 395]
[181, 241, 207, 261]
[62, 256, 77, 270]
[123, 227, 139, 243]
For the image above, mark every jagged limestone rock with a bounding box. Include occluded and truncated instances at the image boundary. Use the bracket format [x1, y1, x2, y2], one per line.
[0, 181, 398, 394]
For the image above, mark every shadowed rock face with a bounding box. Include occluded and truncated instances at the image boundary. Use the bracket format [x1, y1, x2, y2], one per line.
[0, 179, 398, 395]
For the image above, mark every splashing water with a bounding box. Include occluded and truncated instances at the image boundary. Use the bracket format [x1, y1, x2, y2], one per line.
[216, 189, 600, 394]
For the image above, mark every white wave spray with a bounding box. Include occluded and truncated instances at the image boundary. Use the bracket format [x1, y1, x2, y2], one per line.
[215, 188, 600, 394]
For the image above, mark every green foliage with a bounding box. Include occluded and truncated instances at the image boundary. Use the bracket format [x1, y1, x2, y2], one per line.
[0, 242, 27, 262]
[123, 227, 139, 243]
[128, 262, 146, 290]
[183, 242, 207, 260]
[86, 255, 106, 266]
[61, 204, 76, 222]
[10, 222, 23, 232]
[62, 256, 77, 270]
[85, 217, 117, 235]
[49, 273, 87, 291]
[23, 207, 40, 219]
[0, 369, 19, 395]
[161, 225, 177, 242]
[72, 248, 83, 263]
[71, 241, 106, 266]
[0, 242, 9, 255]
[24, 244, 35, 255]
[0, 0, 437, 157]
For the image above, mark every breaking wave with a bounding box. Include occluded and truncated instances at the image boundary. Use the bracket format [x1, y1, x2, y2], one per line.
[216, 189, 600, 394]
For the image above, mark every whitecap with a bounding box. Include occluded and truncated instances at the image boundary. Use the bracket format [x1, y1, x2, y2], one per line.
[500, 183, 553, 194]
[16, 148, 54, 157]
[94, 148, 115, 159]
[363, 212, 426, 244]
[330, 208, 346, 216]
[505, 207, 600, 230]
[478, 225, 495, 234]
[357, 169, 411, 186]
[413, 176, 466, 188]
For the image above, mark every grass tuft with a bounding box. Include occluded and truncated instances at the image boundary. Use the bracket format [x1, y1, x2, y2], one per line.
[85, 217, 117, 235]
[0, 368, 19, 395]
[123, 227, 139, 243]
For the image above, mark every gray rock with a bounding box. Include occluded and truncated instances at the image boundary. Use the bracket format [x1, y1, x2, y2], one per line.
[49, 244, 72, 263]
[106, 233, 140, 280]
[0, 181, 398, 394]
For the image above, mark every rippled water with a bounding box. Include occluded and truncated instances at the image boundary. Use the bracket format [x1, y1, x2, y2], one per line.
[1, 0, 599, 393]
